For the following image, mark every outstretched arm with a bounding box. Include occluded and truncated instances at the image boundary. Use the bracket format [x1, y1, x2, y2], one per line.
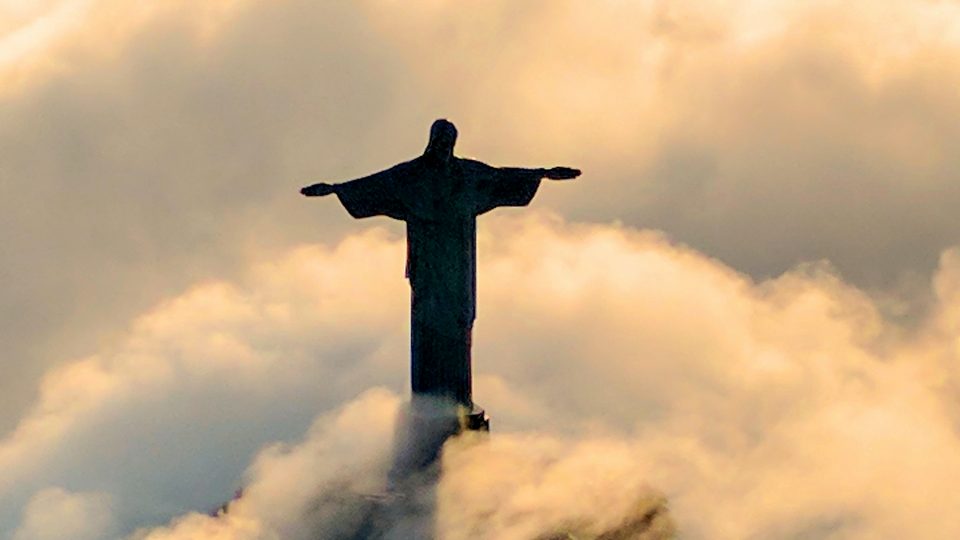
[497, 166, 581, 181]
[469, 163, 581, 215]
[300, 161, 413, 197]
[299, 163, 410, 221]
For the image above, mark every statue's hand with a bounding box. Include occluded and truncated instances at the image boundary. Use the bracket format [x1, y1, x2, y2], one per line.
[544, 167, 581, 180]
[300, 183, 336, 197]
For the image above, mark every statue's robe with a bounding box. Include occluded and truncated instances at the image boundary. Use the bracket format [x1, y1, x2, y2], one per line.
[334, 156, 541, 406]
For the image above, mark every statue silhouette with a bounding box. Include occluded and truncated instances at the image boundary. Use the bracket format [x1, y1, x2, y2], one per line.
[301, 119, 580, 408]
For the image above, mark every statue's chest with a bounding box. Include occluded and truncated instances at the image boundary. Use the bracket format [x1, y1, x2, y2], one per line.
[402, 166, 472, 221]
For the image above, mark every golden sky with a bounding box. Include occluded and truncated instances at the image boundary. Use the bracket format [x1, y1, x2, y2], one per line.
[2, 1, 960, 538]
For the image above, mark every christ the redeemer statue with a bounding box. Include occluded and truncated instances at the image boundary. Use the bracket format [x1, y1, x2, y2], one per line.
[301, 119, 580, 409]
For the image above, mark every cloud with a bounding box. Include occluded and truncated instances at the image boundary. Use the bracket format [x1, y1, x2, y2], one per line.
[5, 0, 960, 432]
[437, 434, 673, 540]
[356, 0, 960, 291]
[0, 228, 411, 535]
[4, 0, 960, 537]
[131, 388, 402, 540]
[12, 488, 115, 540]
[132, 391, 674, 540]
[2, 214, 960, 538]
[0, 0, 417, 428]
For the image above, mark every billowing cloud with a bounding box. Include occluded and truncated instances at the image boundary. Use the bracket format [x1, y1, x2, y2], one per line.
[0, 227, 410, 534]
[357, 0, 960, 289]
[132, 391, 674, 540]
[1, 215, 960, 538]
[131, 388, 403, 540]
[0, 0, 414, 427]
[13, 488, 115, 540]
[5, 1, 960, 537]
[5, 0, 960, 432]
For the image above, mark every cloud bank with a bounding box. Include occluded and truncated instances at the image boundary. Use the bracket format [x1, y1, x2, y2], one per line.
[2, 215, 960, 538]
[5, 0, 960, 431]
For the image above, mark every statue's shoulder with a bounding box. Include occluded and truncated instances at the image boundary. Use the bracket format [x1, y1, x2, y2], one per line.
[457, 157, 495, 178]
[392, 158, 420, 174]
[381, 158, 421, 185]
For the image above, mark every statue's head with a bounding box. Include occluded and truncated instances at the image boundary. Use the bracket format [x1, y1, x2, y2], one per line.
[425, 119, 457, 160]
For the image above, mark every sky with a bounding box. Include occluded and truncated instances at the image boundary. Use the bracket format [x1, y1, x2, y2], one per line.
[2, 0, 960, 538]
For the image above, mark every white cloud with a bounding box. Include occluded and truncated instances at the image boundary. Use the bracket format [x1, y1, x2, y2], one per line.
[13, 488, 115, 540]
[4, 1, 960, 536]
[0, 229, 410, 535]
[2, 215, 960, 538]
[7, 0, 960, 433]
[132, 388, 401, 540]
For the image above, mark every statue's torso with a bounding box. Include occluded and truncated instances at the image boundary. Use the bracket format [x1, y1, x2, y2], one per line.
[401, 158, 479, 330]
